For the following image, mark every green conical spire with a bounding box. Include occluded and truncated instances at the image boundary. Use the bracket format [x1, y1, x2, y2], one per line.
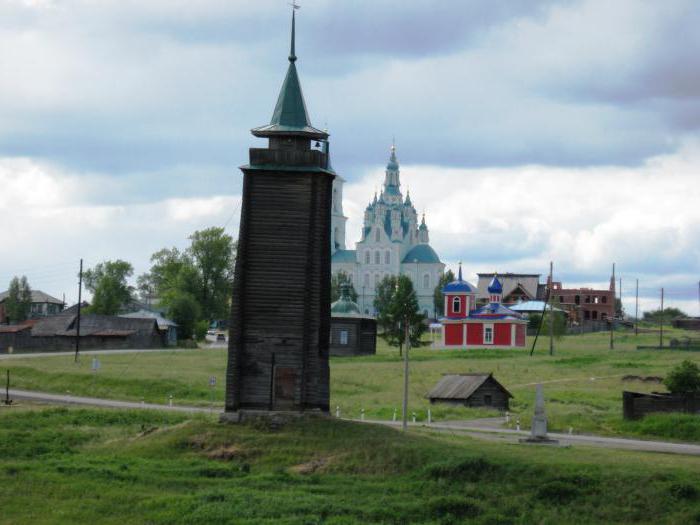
[252, 8, 327, 139]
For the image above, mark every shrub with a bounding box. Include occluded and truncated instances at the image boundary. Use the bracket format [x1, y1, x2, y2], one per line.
[664, 360, 700, 395]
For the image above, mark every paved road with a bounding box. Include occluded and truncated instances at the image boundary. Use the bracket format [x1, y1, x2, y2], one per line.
[5, 388, 700, 456]
[0, 347, 221, 360]
[6, 388, 217, 414]
[360, 418, 700, 456]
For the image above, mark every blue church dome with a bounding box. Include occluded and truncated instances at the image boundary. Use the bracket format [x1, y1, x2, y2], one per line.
[442, 264, 476, 293]
[403, 244, 441, 264]
[488, 275, 503, 294]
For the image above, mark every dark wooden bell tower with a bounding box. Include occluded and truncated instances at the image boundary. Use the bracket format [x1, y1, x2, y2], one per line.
[223, 10, 333, 419]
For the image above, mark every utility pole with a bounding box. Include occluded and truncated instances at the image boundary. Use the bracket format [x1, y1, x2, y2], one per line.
[610, 263, 615, 350]
[74, 259, 83, 363]
[619, 276, 622, 319]
[549, 261, 554, 356]
[402, 314, 410, 432]
[635, 279, 639, 336]
[4, 370, 11, 405]
[659, 287, 664, 349]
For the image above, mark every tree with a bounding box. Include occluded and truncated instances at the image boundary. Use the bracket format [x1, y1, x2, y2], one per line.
[664, 360, 700, 395]
[167, 291, 201, 341]
[4, 276, 32, 323]
[375, 274, 426, 356]
[433, 269, 455, 317]
[615, 298, 625, 318]
[188, 227, 236, 321]
[331, 271, 358, 303]
[83, 260, 134, 315]
[643, 307, 688, 323]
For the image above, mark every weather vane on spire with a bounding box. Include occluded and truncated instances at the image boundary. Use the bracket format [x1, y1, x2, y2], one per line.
[288, 2, 301, 63]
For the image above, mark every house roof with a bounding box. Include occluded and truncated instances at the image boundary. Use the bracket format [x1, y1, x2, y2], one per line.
[0, 324, 32, 333]
[0, 290, 63, 305]
[31, 313, 158, 337]
[120, 309, 177, 329]
[509, 301, 567, 314]
[402, 244, 441, 264]
[426, 373, 513, 400]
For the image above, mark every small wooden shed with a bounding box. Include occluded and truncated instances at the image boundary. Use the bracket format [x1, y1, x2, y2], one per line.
[426, 373, 513, 410]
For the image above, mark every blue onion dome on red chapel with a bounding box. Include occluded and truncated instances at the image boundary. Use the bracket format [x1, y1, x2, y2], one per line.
[443, 263, 477, 294]
[487, 275, 503, 294]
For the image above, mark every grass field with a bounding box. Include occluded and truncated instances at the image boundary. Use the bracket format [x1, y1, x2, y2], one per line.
[3, 326, 700, 441]
[1, 406, 699, 524]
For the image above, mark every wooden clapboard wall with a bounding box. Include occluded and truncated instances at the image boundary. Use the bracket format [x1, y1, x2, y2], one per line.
[226, 160, 332, 412]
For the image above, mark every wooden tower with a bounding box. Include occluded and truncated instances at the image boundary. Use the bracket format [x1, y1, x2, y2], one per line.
[224, 10, 333, 419]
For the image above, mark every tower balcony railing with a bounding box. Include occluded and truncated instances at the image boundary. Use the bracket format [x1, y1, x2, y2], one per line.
[249, 148, 328, 169]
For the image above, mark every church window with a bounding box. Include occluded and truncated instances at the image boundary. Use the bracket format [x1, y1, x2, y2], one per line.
[423, 274, 430, 289]
[385, 251, 390, 264]
[365, 251, 370, 264]
[375, 251, 380, 265]
[375, 228, 381, 242]
[452, 296, 461, 313]
[364, 273, 369, 287]
[484, 326, 493, 344]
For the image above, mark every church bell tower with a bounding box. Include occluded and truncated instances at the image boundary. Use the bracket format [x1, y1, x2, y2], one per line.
[224, 9, 333, 419]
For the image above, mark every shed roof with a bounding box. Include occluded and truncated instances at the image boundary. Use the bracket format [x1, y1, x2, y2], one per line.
[120, 309, 177, 329]
[426, 373, 512, 400]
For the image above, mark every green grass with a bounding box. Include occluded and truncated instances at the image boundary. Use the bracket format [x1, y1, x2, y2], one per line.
[1, 405, 700, 524]
[3, 327, 700, 441]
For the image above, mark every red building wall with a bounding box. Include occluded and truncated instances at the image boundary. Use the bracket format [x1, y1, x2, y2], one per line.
[466, 323, 483, 345]
[516, 324, 525, 346]
[446, 294, 469, 318]
[494, 324, 511, 346]
[444, 324, 463, 346]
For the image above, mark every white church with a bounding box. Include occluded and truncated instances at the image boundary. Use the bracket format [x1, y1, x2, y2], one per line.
[331, 145, 445, 317]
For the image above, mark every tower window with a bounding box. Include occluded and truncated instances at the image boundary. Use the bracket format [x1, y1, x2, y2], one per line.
[423, 274, 430, 289]
[375, 251, 380, 265]
[365, 251, 370, 264]
[385, 251, 390, 264]
[452, 296, 461, 313]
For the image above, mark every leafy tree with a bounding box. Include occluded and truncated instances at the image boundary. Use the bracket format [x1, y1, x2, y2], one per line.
[188, 227, 236, 321]
[331, 271, 358, 303]
[433, 269, 455, 317]
[664, 360, 700, 395]
[4, 276, 32, 323]
[643, 307, 688, 322]
[83, 260, 134, 315]
[615, 298, 625, 318]
[168, 292, 201, 341]
[374, 274, 426, 356]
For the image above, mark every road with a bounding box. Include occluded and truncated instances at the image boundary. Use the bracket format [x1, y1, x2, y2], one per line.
[0, 347, 221, 360]
[4, 388, 700, 456]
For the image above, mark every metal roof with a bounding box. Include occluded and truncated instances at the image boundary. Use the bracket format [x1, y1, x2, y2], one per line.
[250, 11, 327, 140]
[509, 301, 567, 314]
[120, 309, 177, 329]
[331, 249, 356, 263]
[426, 373, 513, 400]
[470, 303, 524, 320]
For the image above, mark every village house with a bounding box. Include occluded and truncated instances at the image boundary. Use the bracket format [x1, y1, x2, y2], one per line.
[0, 289, 64, 324]
[476, 273, 544, 305]
[427, 373, 513, 410]
[329, 283, 377, 357]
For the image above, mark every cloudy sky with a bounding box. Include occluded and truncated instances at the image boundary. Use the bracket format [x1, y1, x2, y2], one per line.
[0, 0, 698, 315]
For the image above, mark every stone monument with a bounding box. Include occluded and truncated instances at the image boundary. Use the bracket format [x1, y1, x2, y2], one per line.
[520, 383, 559, 444]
